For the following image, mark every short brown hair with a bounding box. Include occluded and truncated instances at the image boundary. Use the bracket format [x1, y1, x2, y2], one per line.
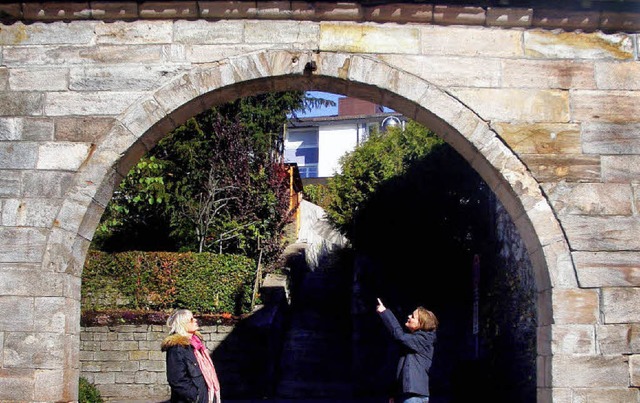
[415, 307, 438, 331]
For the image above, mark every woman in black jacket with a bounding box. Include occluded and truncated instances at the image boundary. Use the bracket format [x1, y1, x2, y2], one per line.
[376, 298, 438, 403]
[161, 309, 221, 403]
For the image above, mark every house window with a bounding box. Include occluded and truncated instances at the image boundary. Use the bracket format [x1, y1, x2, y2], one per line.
[284, 128, 319, 178]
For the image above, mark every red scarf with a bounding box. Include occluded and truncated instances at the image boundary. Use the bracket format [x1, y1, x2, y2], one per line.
[191, 336, 221, 403]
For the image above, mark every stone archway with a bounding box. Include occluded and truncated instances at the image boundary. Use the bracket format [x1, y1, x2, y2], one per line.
[46, 50, 567, 401]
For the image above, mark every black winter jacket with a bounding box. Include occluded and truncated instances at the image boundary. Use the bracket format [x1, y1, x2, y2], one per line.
[379, 309, 437, 397]
[161, 334, 208, 403]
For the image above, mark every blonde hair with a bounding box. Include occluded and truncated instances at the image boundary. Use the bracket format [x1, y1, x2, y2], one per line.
[166, 309, 193, 337]
[416, 307, 438, 331]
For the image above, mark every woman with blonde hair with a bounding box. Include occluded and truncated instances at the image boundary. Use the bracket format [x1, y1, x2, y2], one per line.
[161, 309, 221, 403]
[376, 298, 438, 403]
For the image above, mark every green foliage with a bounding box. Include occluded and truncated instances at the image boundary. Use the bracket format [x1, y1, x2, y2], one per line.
[302, 183, 332, 209]
[78, 377, 103, 403]
[325, 120, 444, 238]
[82, 250, 256, 315]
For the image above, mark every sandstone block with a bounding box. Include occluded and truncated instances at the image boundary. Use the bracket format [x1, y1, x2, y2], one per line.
[420, 25, 523, 57]
[94, 351, 129, 361]
[4, 332, 65, 369]
[9, 68, 68, 91]
[0, 227, 47, 263]
[0, 92, 43, 117]
[0, 170, 22, 197]
[381, 54, 501, 88]
[135, 370, 157, 384]
[45, 91, 143, 116]
[102, 341, 139, 351]
[1, 198, 61, 227]
[93, 371, 115, 384]
[320, 22, 419, 54]
[595, 61, 640, 90]
[522, 154, 600, 183]
[140, 360, 165, 372]
[0, 21, 96, 45]
[573, 388, 640, 401]
[553, 289, 599, 325]
[602, 155, 640, 183]
[495, 122, 580, 154]
[502, 59, 595, 89]
[583, 122, 640, 154]
[631, 355, 640, 387]
[552, 354, 629, 387]
[597, 324, 640, 355]
[562, 216, 640, 251]
[246, 20, 319, 46]
[0, 269, 64, 297]
[449, 88, 569, 122]
[174, 19, 243, 44]
[114, 371, 136, 383]
[0, 369, 34, 401]
[524, 31, 634, 60]
[571, 90, 640, 123]
[23, 170, 74, 198]
[2, 43, 166, 66]
[542, 182, 633, 216]
[34, 369, 64, 401]
[95, 20, 172, 44]
[0, 296, 34, 331]
[70, 65, 185, 91]
[602, 288, 640, 323]
[574, 251, 640, 287]
[551, 324, 595, 354]
[37, 142, 91, 171]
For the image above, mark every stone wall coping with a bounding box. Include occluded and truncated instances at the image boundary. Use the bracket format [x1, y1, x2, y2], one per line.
[0, 2, 638, 33]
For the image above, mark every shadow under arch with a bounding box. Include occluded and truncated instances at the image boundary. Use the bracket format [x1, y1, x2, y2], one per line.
[45, 49, 573, 401]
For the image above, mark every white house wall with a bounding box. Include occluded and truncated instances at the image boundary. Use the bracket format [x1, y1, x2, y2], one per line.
[318, 124, 360, 177]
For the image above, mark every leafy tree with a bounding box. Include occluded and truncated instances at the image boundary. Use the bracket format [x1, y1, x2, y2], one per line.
[94, 91, 334, 264]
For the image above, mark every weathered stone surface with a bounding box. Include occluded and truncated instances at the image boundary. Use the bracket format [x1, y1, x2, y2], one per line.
[0, 170, 21, 197]
[34, 297, 68, 333]
[2, 44, 166, 67]
[631, 355, 640, 387]
[574, 251, 640, 287]
[1, 197, 59, 227]
[420, 25, 523, 57]
[173, 19, 243, 44]
[5, 332, 65, 369]
[602, 288, 640, 323]
[36, 142, 91, 171]
[595, 60, 640, 90]
[95, 20, 172, 44]
[552, 355, 629, 387]
[33, 369, 64, 402]
[582, 122, 640, 154]
[602, 155, 640, 183]
[562, 216, 640, 251]
[494, 122, 580, 154]
[381, 54, 500, 88]
[0, 118, 54, 141]
[553, 289, 599, 325]
[0, 92, 43, 116]
[449, 88, 569, 122]
[522, 154, 600, 183]
[572, 388, 640, 401]
[524, 31, 634, 60]
[571, 90, 640, 123]
[501, 59, 596, 89]
[9, 68, 68, 91]
[541, 182, 632, 216]
[246, 20, 319, 46]
[0, 228, 47, 263]
[0, 68, 8, 90]
[0, 368, 34, 401]
[0, 21, 96, 45]
[23, 170, 74, 198]
[0, 297, 34, 331]
[54, 116, 114, 142]
[597, 324, 640, 355]
[551, 324, 595, 354]
[320, 22, 419, 54]
[45, 91, 144, 116]
[69, 65, 186, 91]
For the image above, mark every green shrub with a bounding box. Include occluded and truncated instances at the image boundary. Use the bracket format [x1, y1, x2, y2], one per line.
[78, 377, 103, 403]
[82, 251, 256, 315]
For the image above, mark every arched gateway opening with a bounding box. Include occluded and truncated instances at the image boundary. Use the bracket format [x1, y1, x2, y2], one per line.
[45, 51, 566, 401]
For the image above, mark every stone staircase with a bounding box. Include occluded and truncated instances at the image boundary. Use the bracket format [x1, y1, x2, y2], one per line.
[275, 243, 354, 399]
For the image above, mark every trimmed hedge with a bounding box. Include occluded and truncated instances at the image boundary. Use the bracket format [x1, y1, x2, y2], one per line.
[82, 251, 257, 315]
